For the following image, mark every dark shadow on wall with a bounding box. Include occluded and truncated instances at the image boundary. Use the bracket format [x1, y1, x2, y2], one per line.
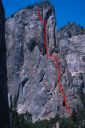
[0, 0, 10, 128]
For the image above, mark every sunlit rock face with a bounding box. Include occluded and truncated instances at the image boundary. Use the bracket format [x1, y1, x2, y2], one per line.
[0, 1, 10, 128]
[5, 1, 85, 122]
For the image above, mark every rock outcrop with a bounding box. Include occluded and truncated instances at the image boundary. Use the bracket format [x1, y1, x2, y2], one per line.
[5, 1, 85, 122]
[0, 0, 10, 128]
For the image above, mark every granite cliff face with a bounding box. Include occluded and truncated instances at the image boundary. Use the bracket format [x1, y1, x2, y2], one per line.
[5, 1, 85, 122]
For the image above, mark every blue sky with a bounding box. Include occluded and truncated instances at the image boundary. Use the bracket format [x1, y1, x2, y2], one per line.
[3, 0, 85, 29]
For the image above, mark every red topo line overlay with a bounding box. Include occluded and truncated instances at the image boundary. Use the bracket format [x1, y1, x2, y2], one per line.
[38, 8, 71, 115]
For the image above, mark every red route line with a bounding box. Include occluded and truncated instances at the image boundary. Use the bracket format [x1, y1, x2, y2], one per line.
[38, 7, 71, 116]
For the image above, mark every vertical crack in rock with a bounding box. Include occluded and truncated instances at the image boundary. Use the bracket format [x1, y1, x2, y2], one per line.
[28, 38, 37, 52]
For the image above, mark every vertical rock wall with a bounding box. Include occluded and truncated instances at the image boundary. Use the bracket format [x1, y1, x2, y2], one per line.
[6, 2, 57, 122]
[5, 1, 85, 123]
[0, 1, 10, 128]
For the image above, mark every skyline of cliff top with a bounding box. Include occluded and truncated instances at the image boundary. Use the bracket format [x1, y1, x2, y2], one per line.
[3, 0, 85, 29]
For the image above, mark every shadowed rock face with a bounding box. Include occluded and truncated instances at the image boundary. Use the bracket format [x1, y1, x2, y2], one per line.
[6, 1, 85, 123]
[0, 1, 10, 128]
